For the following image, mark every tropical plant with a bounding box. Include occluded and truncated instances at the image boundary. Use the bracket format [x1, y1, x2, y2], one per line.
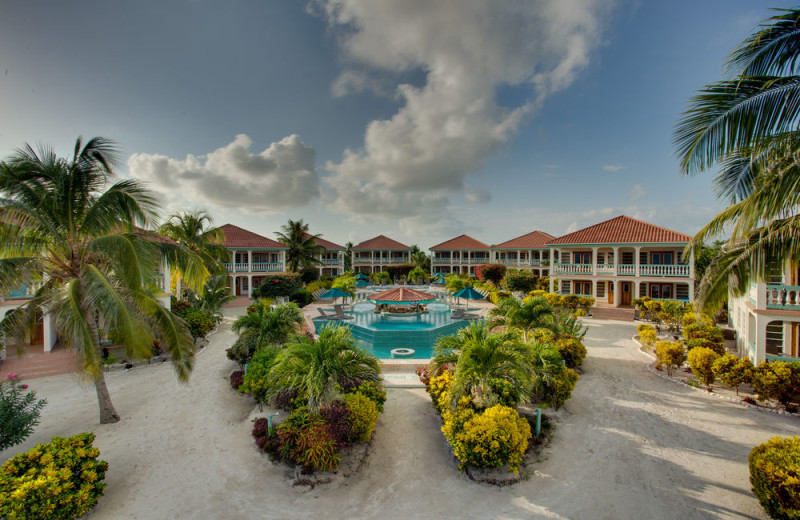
[752, 361, 799, 407]
[712, 354, 754, 395]
[160, 210, 228, 276]
[527, 341, 577, 408]
[556, 338, 587, 369]
[342, 392, 380, 442]
[332, 274, 357, 295]
[655, 341, 686, 376]
[343, 241, 353, 272]
[232, 301, 304, 356]
[0, 137, 207, 423]
[410, 249, 429, 270]
[258, 274, 302, 298]
[267, 326, 381, 413]
[238, 346, 281, 408]
[0, 374, 47, 451]
[431, 322, 532, 409]
[407, 266, 427, 283]
[675, 9, 800, 310]
[503, 269, 538, 293]
[475, 264, 507, 285]
[445, 274, 471, 294]
[187, 274, 235, 321]
[275, 219, 325, 273]
[749, 436, 800, 520]
[687, 347, 720, 387]
[488, 296, 554, 342]
[545, 308, 588, 342]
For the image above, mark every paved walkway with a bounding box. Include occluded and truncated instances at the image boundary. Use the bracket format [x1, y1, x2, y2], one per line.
[2, 316, 797, 519]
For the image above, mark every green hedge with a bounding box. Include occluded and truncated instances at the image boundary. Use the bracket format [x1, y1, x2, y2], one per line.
[749, 436, 800, 519]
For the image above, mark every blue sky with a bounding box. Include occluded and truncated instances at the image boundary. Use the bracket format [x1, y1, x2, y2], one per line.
[1, 1, 795, 249]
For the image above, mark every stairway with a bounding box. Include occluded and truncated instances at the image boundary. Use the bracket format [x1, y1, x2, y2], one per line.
[591, 306, 636, 322]
[1, 346, 78, 380]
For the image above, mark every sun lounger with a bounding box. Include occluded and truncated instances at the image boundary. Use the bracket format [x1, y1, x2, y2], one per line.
[333, 304, 353, 319]
[317, 308, 341, 320]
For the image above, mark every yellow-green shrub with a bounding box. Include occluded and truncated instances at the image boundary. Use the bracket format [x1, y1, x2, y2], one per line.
[639, 329, 657, 348]
[343, 392, 379, 442]
[428, 369, 454, 414]
[546, 366, 579, 410]
[556, 338, 587, 368]
[752, 361, 798, 406]
[655, 341, 686, 376]
[687, 347, 719, 386]
[712, 354, 754, 395]
[445, 404, 531, 473]
[544, 292, 563, 307]
[636, 323, 655, 335]
[749, 436, 800, 520]
[0, 433, 108, 520]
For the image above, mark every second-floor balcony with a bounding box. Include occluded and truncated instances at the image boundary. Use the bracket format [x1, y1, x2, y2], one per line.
[766, 284, 800, 311]
[551, 263, 689, 277]
[553, 263, 593, 274]
[320, 258, 343, 266]
[223, 262, 283, 273]
[432, 257, 490, 265]
[353, 257, 408, 265]
[639, 264, 690, 277]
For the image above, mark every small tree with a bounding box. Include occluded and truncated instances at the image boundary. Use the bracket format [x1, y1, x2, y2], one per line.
[332, 274, 357, 295]
[0, 374, 47, 451]
[752, 361, 799, 407]
[259, 274, 302, 298]
[503, 270, 537, 293]
[712, 354, 753, 395]
[749, 436, 800, 520]
[475, 264, 506, 285]
[655, 341, 686, 376]
[687, 347, 720, 388]
[385, 264, 413, 281]
[639, 329, 657, 348]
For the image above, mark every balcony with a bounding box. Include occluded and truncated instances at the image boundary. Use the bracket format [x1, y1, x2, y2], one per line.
[766, 284, 800, 311]
[352, 257, 408, 265]
[223, 262, 282, 273]
[553, 263, 593, 275]
[639, 264, 689, 277]
[596, 264, 615, 275]
[320, 258, 343, 266]
[616, 264, 635, 276]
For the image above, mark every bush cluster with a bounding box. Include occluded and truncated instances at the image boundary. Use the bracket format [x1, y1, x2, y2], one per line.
[259, 274, 302, 298]
[503, 270, 538, 293]
[637, 323, 657, 348]
[556, 338, 587, 369]
[527, 291, 593, 314]
[0, 433, 108, 520]
[238, 348, 281, 406]
[683, 323, 724, 354]
[475, 264, 507, 285]
[752, 361, 800, 407]
[230, 370, 244, 390]
[687, 347, 719, 387]
[0, 374, 47, 451]
[712, 354, 753, 395]
[655, 341, 686, 376]
[749, 436, 800, 519]
[306, 280, 333, 293]
[289, 288, 314, 308]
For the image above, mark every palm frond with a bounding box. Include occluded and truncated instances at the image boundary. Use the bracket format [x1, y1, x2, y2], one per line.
[727, 9, 800, 77]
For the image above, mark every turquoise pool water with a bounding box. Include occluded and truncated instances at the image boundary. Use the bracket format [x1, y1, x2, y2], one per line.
[314, 302, 474, 359]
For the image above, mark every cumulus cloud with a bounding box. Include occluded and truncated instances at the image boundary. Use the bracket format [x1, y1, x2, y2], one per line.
[602, 164, 624, 172]
[313, 0, 614, 222]
[630, 183, 646, 201]
[128, 134, 320, 213]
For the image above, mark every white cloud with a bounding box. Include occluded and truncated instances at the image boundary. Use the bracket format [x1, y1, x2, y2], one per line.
[128, 134, 320, 213]
[313, 0, 614, 222]
[630, 183, 646, 201]
[602, 164, 624, 172]
[464, 188, 491, 204]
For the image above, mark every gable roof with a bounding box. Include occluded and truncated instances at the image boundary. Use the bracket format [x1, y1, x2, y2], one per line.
[352, 234, 411, 251]
[304, 234, 345, 251]
[430, 234, 489, 250]
[492, 230, 554, 250]
[546, 215, 693, 245]
[218, 224, 286, 249]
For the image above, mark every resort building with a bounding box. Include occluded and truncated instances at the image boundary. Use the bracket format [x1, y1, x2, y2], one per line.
[219, 224, 288, 296]
[729, 266, 800, 365]
[547, 216, 695, 310]
[351, 235, 412, 273]
[313, 236, 346, 277]
[429, 235, 491, 275]
[491, 230, 555, 277]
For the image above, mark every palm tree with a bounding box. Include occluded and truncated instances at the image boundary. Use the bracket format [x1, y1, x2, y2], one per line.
[488, 296, 554, 342]
[267, 326, 381, 412]
[410, 249, 429, 271]
[160, 210, 228, 274]
[674, 8, 800, 309]
[431, 321, 532, 409]
[189, 274, 236, 322]
[232, 301, 304, 352]
[344, 241, 353, 272]
[275, 219, 325, 273]
[0, 137, 207, 423]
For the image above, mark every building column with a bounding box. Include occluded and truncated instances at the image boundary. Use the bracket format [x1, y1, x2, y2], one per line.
[755, 313, 769, 364]
[231, 275, 237, 296]
[42, 313, 57, 352]
[549, 272, 554, 293]
[634, 280, 640, 301]
[592, 247, 598, 275]
[247, 275, 253, 297]
[163, 260, 171, 296]
[613, 280, 622, 307]
[635, 246, 642, 277]
[688, 282, 695, 303]
[592, 279, 599, 301]
[613, 246, 619, 276]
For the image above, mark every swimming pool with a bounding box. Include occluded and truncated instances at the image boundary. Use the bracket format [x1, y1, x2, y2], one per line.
[313, 302, 475, 359]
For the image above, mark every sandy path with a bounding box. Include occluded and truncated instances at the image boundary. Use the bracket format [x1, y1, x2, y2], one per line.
[3, 315, 799, 519]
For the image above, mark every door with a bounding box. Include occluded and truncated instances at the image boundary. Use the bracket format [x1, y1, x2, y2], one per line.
[607, 281, 614, 304]
[621, 282, 632, 305]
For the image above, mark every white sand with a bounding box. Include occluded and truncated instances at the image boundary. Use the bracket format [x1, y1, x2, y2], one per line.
[3, 313, 798, 519]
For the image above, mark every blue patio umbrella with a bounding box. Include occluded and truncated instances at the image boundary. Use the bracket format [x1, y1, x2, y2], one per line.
[453, 286, 485, 310]
[432, 277, 445, 285]
[355, 279, 371, 287]
[319, 287, 352, 305]
[432, 272, 445, 279]
[355, 273, 369, 280]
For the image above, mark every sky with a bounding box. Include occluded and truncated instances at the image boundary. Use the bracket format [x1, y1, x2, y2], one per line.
[1, 0, 795, 249]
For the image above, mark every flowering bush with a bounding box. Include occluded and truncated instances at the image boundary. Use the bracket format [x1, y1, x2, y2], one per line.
[655, 341, 686, 376]
[229, 370, 244, 391]
[342, 392, 380, 442]
[749, 436, 800, 519]
[178, 307, 215, 339]
[712, 354, 753, 395]
[503, 270, 538, 293]
[259, 274, 302, 298]
[543, 366, 579, 410]
[556, 338, 587, 369]
[687, 347, 719, 387]
[445, 404, 530, 473]
[752, 361, 799, 407]
[0, 374, 47, 451]
[0, 433, 108, 520]
[428, 369, 454, 414]
[475, 264, 507, 285]
[639, 328, 657, 348]
[349, 380, 387, 412]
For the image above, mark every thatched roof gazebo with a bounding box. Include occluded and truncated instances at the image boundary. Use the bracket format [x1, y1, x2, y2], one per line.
[367, 287, 437, 315]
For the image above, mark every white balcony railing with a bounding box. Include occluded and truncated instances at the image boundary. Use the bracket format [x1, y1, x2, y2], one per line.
[553, 263, 593, 274]
[639, 264, 689, 277]
[224, 262, 282, 273]
[617, 264, 635, 276]
[766, 285, 800, 311]
[596, 264, 615, 275]
[320, 258, 343, 266]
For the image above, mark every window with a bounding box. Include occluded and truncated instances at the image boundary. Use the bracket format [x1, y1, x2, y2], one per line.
[650, 285, 660, 298]
[651, 253, 661, 265]
[574, 281, 591, 295]
[663, 252, 673, 265]
[573, 252, 591, 264]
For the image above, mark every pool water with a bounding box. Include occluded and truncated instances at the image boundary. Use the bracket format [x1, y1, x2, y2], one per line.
[314, 302, 474, 359]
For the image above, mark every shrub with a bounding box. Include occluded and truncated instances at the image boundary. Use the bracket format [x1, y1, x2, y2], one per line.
[306, 280, 332, 293]
[289, 288, 314, 308]
[385, 264, 413, 281]
[749, 436, 800, 519]
[556, 338, 587, 369]
[428, 369, 454, 414]
[475, 264, 507, 285]
[0, 374, 47, 451]
[276, 410, 340, 472]
[655, 341, 686, 376]
[561, 294, 581, 310]
[544, 366, 579, 410]
[503, 270, 537, 293]
[300, 266, 319, 284]
[488, 291, 511, 305]
[0, 433, 108, 519]
[712, 354, 754, 395]
[230, 370, 244, 390]
[578, 296, 595, 311]
[179, 307, 215, 339]
[687, 347, 720, 387]
[685, 337, 725, 355]
[543, 292, 563, 307]
[446, 404, 531, 473]
[342, 392, 380, 442]
[239, 347, 281, 406]
[320, 401, 355, 448]
[226, 339, 254, 369]
[752, 361, 799, 406]
[348, 380, 387, 412]
[170, 296, 192, 314]
[639, 329, 657, 348]
[259, 274, 302, 298]
[535, 276, 549, 290]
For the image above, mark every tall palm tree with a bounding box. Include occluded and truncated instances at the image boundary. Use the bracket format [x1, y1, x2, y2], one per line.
[344, 241, 353, 272]
[410, 249, 428, 270]
[275, 219, 325, 273]
[0, 137, 207, 423]
[231, 301, 304, 353]
[160, 210, 228, 274]
[488, 296, 554, 342]
[674, 8, 800, 309]
[431, 321, 532, 409]
[267, 326, 381, 412]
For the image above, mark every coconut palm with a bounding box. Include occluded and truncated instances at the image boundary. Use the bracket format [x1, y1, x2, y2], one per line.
[0, 137, 207, 423]
[232, 301, 304, 352]
[160, 210, 228, 274]
[410, 248, 429, 271]
[189, 274, 236, 322]
[488, 296, 554, 342]
[275, 219, 325, 273]
[674, 8, 800, 309]
[431, 321, 532, 409]
[267, 326, 381, 412]
[344, 241, 354, 272]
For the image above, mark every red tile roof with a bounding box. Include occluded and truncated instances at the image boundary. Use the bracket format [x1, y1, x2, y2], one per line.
[492, 230, 554, 250]
[430, 234, 489, 250]
[546, 215, 693, 245]
[218, 224, 286, 249]
[352, 235, 411, 251]
[303, 234, 344, 251]
[367, 287, 437, 303]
